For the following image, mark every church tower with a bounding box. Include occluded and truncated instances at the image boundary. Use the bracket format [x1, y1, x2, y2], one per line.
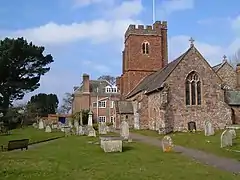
[117, 21, 168, 98]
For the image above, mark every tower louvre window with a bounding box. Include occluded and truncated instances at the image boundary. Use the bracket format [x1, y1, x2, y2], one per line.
[142, 42, 149, 54]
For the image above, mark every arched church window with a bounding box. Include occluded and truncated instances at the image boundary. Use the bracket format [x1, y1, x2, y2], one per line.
[185, 71, 201, 106]
[142, 42, 149, 54]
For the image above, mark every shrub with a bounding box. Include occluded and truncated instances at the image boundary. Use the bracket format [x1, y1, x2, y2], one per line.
[106, 122, 113, 126]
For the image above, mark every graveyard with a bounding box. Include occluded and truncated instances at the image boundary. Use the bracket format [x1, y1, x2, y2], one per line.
[0, 130, 240, 180]
[131, 128, 240, 160]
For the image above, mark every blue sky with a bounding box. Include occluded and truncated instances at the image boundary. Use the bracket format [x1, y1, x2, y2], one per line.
[1, 0, 240, 105]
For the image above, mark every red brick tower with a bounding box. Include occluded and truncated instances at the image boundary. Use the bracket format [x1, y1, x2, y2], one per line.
[117, 21, 168, 98]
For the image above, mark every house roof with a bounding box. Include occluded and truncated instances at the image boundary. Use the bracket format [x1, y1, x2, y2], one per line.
[127, 47, 191, 98]
[225, 91, 240, 105]
[115, 100, 133, 114]
[74, 80, 120, 97]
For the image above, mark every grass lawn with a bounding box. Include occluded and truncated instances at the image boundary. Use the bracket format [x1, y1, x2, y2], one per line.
[0, 127, 64, 146]
[0, 136, 239, 180]
[131, 129, 240, 160]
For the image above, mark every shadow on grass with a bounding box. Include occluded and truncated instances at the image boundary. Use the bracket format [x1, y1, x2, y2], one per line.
[122, 146, 134, 152]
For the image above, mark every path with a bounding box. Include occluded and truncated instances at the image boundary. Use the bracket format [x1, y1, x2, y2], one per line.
[128, 131, 240, 174]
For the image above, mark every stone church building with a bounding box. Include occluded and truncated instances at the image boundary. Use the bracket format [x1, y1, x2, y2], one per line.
[113, 20, 240, 133]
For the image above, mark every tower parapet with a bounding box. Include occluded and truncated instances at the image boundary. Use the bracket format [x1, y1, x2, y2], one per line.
[125, 21, 167, 40]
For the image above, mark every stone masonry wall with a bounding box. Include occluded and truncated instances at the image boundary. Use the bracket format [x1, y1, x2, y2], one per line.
[164, 47, 232, 131]
[216, 63, 237, 90]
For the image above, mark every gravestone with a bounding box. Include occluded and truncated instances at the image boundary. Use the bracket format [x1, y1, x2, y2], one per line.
[68, 120, 73, 128]
[204, 121, 214, 136]
[161, 135, 174, 152]
[74, 120, 79, 129]
[78, 125, 84, 135]
[45, 125, 52, 133]
[88, 111, 93, 126]
[32, 123, 38, 128]
[38, 120, 44, 129]
[100, 136, 123, 153]
[120, 121, 129, 140]
[229, 129, 237, 139]
[99, 123, 107, 135]
[88, 126, 96, 137]
[221, 130, 233, 148]
[187, 121, 196, 132]
[52, 123, 58, 129]
[64, 126, 71, 136]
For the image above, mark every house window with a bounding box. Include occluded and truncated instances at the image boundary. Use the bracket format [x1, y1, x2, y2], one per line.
[92, 102, 97, 108]
[185, 71, 201, 106]
[98, 101, 106, 108]
[110, 101, 114, 108]
[110, 116, 115, 123]
[142, 42, 149, 54]
[99, 116, 106, 123]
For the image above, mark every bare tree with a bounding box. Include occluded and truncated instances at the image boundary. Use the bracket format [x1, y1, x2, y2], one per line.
[98, 75, 116, 85]
[58, 93, 73, 114]
[229, 48, 240, 68]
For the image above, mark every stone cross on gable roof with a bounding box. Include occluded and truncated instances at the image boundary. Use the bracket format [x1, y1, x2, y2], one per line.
[189, 37, 195, 47]
[223, 55, 227, 62]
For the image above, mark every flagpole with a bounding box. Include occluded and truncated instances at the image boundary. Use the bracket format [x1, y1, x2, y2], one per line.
[153, 0, 155, 24]
[96, 87, 99, 123]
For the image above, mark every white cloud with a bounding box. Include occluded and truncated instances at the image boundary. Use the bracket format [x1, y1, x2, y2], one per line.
[4, 18, 141, 45]
[158, 0, 194, 17]
[231, 15, 240, 34]
[168, 35, 228, 66]
[72, 0, 115, 8]
[106, 0, 143, 19]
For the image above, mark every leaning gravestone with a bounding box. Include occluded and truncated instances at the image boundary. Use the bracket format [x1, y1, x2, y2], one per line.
[120, 121, 129, 140]
[221, 130, 233, 148]
[204, 121, 215, 136]
[99, 123, 107, 135]
[162, 135, 174, 152]
[45, 125, 52, 133]
[74, 120, 79, 129]
[88, 126, 96, 137]
[38, 120, 44, 129]
[229, 129, 237, 139]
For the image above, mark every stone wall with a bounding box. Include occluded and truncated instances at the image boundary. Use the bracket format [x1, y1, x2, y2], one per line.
[164, 47, 232, 131]
[216, 63, 237, 90]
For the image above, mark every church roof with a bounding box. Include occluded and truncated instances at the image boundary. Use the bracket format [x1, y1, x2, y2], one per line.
[115, 100, 133, 114]
[225, 91, 240, 105]
[127, 47, 191, 98]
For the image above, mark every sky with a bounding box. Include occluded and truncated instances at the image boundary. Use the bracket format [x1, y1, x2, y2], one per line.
[1, 0, 240, 105]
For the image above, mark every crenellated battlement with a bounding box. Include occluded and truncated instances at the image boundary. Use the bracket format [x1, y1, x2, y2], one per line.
[125, 21, 167, 40]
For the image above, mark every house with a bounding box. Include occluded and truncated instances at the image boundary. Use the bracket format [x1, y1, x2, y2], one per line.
[114, 20, 240, 133]
[72, 74, 120, 124]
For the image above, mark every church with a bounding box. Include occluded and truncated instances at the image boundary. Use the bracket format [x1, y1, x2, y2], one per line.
[113, 20, 240, 133]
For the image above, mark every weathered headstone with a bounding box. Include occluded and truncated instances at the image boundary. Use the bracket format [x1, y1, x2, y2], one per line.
[68, 120, 73, 128]
[38, 119, 44, 129]
[204, 121, 215, 136]
[120, 121, 129, 140]
[88, 126, 96, 137]
[74, 120, 79, 129]
[221, 130, 233, 148]
[88, 111, 93, 126]
[187, 121, 196, 132]
[64, 126, 71, 136]
[32, 123, 38, 128]
[99, 123, 107, 135]
[161, 135, 174, 152]
[51, 123, 58, 129]
[100, 136, 123, 153]
[229, 129, 237, 139]
[78, 125, 84, 135]
[45, 125, 52, 133]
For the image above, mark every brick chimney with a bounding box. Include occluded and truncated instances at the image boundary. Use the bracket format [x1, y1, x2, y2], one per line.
[236, 64, 240, 89]
[116, 76, 121, 91]
[82, 73, 90, 93]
